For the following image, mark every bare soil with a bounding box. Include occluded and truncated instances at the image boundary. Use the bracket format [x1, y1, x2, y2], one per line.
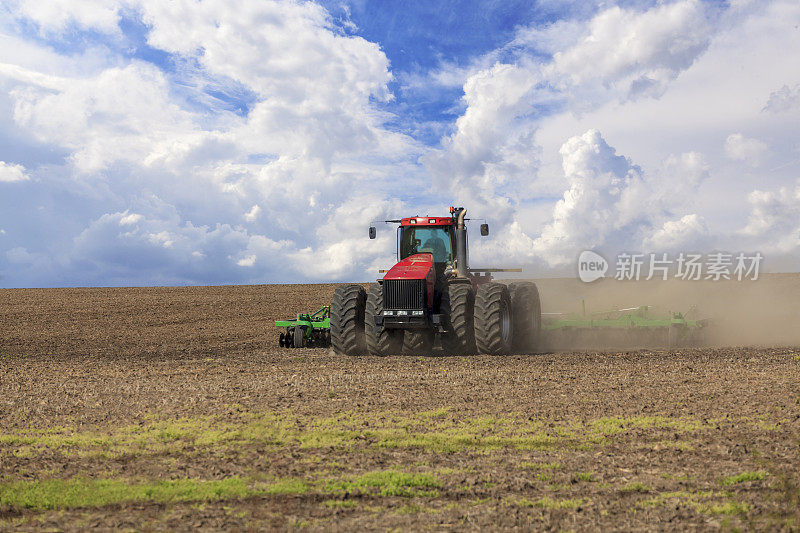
[1, 279, 799, 531]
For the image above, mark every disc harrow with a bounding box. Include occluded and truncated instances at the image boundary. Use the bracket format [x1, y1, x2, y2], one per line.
[275, 306, 331, 348]
[540, 301, 710, 351]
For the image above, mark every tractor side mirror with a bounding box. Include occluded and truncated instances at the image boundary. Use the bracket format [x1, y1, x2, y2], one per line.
[369, 226, 376, 239]
[480, 223, 489, 236]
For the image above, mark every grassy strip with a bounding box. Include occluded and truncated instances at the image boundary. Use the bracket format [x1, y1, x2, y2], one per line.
[0, 469, 441, 512]
[721, 471, 767, 486]
[637, 490, 750, 515]
[0, 411, 718, 458]
[0, 477, 251, 511]
[620, 482, 651, 493]
[325, 471, 440, 498]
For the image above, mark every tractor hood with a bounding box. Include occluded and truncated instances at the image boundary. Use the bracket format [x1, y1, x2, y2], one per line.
[383, 253, 433, 281]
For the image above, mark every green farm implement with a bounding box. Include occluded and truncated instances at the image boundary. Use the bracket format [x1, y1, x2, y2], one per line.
[540, 302, 710, 350]
[275, 306, 331, 348]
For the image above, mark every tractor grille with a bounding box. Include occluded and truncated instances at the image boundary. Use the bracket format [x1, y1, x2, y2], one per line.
[383, 279, 425, 310]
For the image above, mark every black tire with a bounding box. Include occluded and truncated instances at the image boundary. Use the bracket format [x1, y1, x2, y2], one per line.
[508, 282, 541, 353]
[440, 282, 476, 354]
[474, 282, 513, 355]
[295, 326, 306, 348]
[402, 330, 434, 355]
[330, 284, 367, 356]
[365, 284, 404, 356]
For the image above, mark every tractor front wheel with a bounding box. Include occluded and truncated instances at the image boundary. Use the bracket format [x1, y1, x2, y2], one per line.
[330, 284, 367, 356]
[441, 282, 476, 355]
[474, 282, 513, 355]
[365, 284, 404, 356]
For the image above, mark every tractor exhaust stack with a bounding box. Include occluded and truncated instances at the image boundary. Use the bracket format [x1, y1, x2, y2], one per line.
[454, 207, 468, 277]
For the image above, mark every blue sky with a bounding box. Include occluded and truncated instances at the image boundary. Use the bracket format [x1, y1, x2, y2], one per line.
[0, 0, 799, 287]
[321, 1, 584, 144]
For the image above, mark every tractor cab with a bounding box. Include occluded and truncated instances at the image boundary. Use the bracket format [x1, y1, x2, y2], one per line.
[397, 216, 455, 279]
[399, 225, 453, 263]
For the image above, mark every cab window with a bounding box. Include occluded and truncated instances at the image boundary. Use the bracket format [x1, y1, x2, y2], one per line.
[399, 226, 453, 263]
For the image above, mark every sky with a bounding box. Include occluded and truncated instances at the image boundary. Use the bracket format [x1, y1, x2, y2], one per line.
[0, 0, 798, 287]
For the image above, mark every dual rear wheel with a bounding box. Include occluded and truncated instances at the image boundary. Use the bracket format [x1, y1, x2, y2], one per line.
[474, 282, 513, 355]
[330, 284, 367, 356]
[507, 281, 541, 353]
[473, 281, 542, 355]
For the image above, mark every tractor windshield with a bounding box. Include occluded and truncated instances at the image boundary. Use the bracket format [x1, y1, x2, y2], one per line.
[399, 226, 454, 263]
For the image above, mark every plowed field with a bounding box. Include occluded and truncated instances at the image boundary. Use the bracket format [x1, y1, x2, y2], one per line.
[1, 280, 799, 531]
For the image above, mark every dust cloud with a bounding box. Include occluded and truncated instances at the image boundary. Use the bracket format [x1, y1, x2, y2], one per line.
[528, 273, 800, 350]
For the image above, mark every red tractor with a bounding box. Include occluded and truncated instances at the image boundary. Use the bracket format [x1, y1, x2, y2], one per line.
[330, 207, 541, 356]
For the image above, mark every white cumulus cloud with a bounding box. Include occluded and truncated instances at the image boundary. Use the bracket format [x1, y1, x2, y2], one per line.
[533, 130, 710, 265]
[0, 161, 29, 182]
[724, 133, 768, 166]
[0, 0, 426, 286]
[740, 179, 800, 254]
[549, 0, 712, 102]
[9, 62, 206, 174]
[118, 212, 143, 226]
[763, 84, 800, 113]
[643, 214, 709, 251]
[237, 255, 256, 267]
[6, 0, 122, 35]
[424, 1, 718, 267]
[243, 205, 260, 223]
